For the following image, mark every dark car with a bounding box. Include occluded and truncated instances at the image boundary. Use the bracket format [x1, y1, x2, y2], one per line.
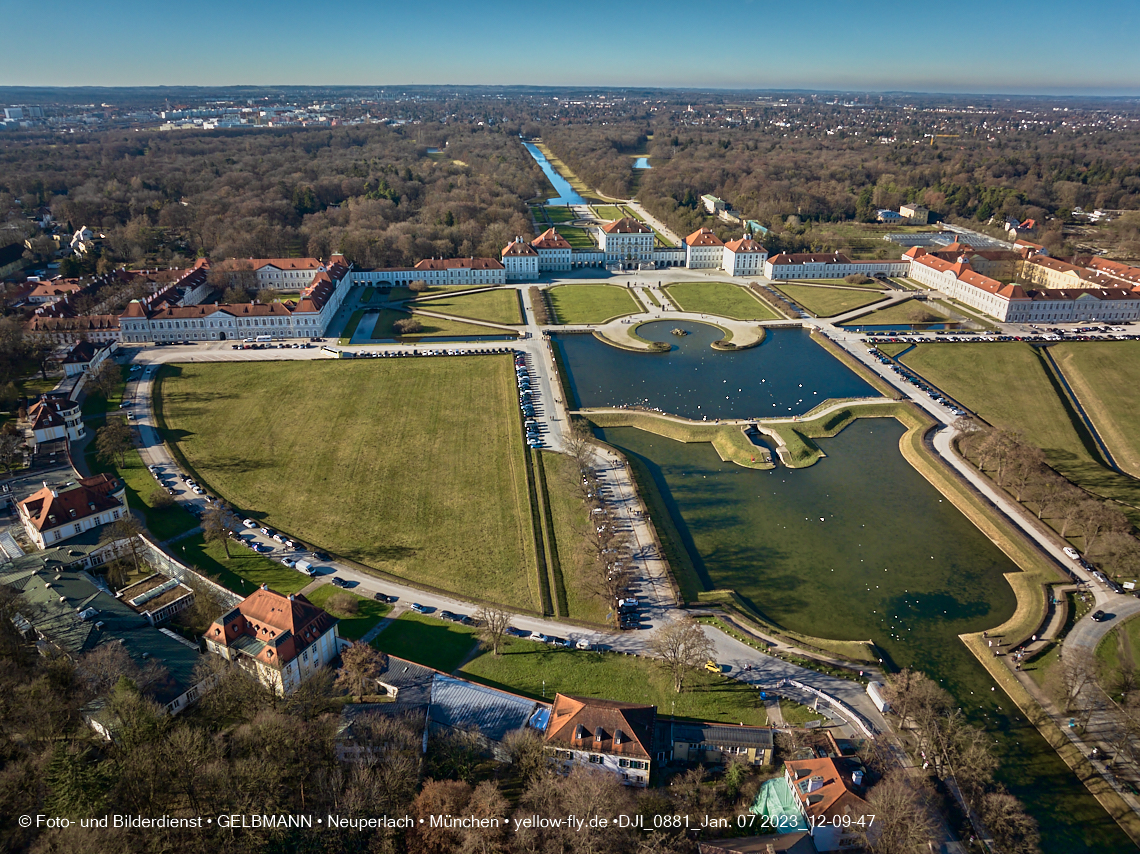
[314, 551, 331, 561]
[1092, 610, 1110, 622]
[439, 610, 458, 622]
[330, 577, 349, 589]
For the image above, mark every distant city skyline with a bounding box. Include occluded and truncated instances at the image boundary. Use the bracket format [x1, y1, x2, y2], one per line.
[4, 0, 1139, 96]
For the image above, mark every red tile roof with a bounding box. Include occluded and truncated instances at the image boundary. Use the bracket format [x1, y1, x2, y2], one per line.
[502, 240, 539, 257]
[413, 257, 505, 271]
[724, 237, 766, 253]
[545, 694, 655, 760]
[532, 228, 572, 250]
[208, 588, 338, 670]
[767, 253, 856, 265]
[19, 474, 123, 533]
[785, 757, 871, 822]
[601, 217, 651, 235]
[685, 227, 724, 248]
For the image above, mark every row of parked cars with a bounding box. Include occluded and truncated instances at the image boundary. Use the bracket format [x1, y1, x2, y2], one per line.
[867, 348, 967, 416]
[517, 352, 546, 449]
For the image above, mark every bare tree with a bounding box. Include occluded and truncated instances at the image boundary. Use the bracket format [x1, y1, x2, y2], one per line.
[109, 516, 145, 577]
[0, 431, 23, 474]
[393, 317, 423, 335]
[407, 279, 428, 294]
[1049, 648, 1098, 714]
[981, 788, 1040, 854]
[1076, 500, 1129, 555]
[475, 605, 512, 656]
[336, 642, 386, 701]
[202, 500, 236, 559]
[650, 616, 715, 693]
[862, 770, 939, 854]
[88, 359, 121, 400]
[95, 418, 132, 468]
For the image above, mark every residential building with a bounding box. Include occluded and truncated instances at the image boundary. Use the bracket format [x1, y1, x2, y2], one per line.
[26, 393, 86, 447]
[205, 585, 340, 696]
[353, 257, 507, 288]
[544, 693, 655, 787]
[1081, 256, 1140, 288]
[598, 218, 654, 269]
[217, 257, 329, 290]
[24, 314, 120, 345]
[784, 758, 874, 851]
[27, 280, 83, 305]
[722, 236, 769, 277]
[59, 340, 100, 376]
[765, 253, 909, 280]
[670, 722, 774, 766]
[684, 227, 725, 269]
[876, 209, 904, 224]
[18, 473, 127, 550]
[899, 203, 930, 224]
[501, 237, 540, 281]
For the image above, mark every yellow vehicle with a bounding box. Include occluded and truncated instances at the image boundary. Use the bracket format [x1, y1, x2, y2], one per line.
[705, 659, 720, 673]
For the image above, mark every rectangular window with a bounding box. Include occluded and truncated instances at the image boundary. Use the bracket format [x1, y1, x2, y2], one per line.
[589, 754, 603, 764]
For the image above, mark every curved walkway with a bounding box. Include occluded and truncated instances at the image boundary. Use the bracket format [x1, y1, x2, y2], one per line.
[591, 312, 766, 350]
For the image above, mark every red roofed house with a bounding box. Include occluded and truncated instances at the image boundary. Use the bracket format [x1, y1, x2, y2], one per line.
[216, 257, 328, 290]
[544, 693, 655, 787]
[765, 253, 909, 281]
[684, 227, 725, 269]
[784, 757, 875, 851]
[27, 280, 83, 305]
[206, 586, 341, 696]
[722, 236, 769, 277]
[598, 218, 653, 269]
[501, 236, 540, 281]
[18, 473, 127, 549]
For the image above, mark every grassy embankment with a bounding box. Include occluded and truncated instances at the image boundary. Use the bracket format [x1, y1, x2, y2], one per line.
[305, 583, 392, 641]
[838, 299, 949, 327]
[1051, 341, 1140, 479]
[773, 284, 888, 317]
[547, 285, 642, 324]
[900, 343, 1140, 527]
[368, 309, 511, 339]
[583, 410, 773, 470]
[664, 281, 781, 322]
[155, 358, 540, 610]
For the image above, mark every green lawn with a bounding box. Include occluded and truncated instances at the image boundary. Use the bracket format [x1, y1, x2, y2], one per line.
[592, 205, 625, 221]
[786, 277, 888, 289]
[1096, 616, 1140, 700]
[542, 206, 575, 224]
[415, 289, 521, 325]
[339, 309, 366, 345]
[773, 285, 888, 318]
[460, 639, 768, 726]
[154, 358, 539, 609]
[359, 286, 375, 303]
[547, 284, 640, 324]
[368, 309, 513, 339]
[899, 343, 1140, 524]
[541, 452, 609, 623]
[372, 612, 479, 673]
[779, 698, 827, 725]
[838, 299, 946, 327]
[1051, 342, 1140, 479]
[84, 438, 198, 542]
[305, 584, 391, 640]
[555, 225, 596, 249]
[664, 281, 780, 321]
[176, 534, 312, 596]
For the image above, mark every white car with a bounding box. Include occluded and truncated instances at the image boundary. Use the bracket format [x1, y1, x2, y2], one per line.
[280, 558, 296, 568]
[1063, 547, 1080, 561]
[242, 519, 256, 528]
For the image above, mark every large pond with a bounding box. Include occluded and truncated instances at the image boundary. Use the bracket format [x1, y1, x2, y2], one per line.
[556, 323, 880, 418]
[633, 156, 652, 169]
[522, 141, 587, 206]
[559, 328, 1131, 852]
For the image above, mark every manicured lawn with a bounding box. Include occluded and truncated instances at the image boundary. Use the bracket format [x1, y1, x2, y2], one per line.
[772, 285, 887, 318]
[372, 612, 479, 673]
[874, 342, 913, 357]
[542, 206, 575, 224]
[554, 225, 596, 249]
[899, 343, 1140, 524]
[665, 281, 780, 321]
[305, 583, 391, 640]
[359, 286, 375, 303]
[84, 438, 198, 542]
[368, 309, 512, 339]
[838, 299, 946, 326]
[788, 278, 888, 290]
[460, 639, 768, 726]
[547, 284, 640, 324]
[592, 205, 625, 221]
[1051, 342, 1140, 478]
[779, 698, 827, 725]
[176, 534, 312, 596]
[155, 358, 539, 608]
[541, 452, 609, 623]
[415, 289, 522, 325]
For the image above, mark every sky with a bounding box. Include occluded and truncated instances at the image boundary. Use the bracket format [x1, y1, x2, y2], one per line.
[4, 0, 1140, 95]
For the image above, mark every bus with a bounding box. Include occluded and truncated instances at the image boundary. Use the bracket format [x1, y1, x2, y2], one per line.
[255, 335, 273, 344]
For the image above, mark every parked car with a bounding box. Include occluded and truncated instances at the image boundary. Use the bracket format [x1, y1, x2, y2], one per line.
[1092, 610, 1110, 622]
[411, 603, 430, 614]
[330, 577, 349, 589]
[1063, 547, 1081, 560]
[242, 519, 256, 528]
[529, 632, 550, 643]
[439, 610, 458, 622]
[280, 558, 296, 568]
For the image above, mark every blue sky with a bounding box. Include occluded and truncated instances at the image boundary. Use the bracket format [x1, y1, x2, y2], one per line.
[5, 0, 1139, 95]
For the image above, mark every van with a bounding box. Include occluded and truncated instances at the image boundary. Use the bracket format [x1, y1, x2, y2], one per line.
[295, 560, 314, 575]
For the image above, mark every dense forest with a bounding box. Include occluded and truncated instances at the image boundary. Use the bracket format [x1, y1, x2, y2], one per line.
[542, 122, 1140, 257]
[0, 124, 544, 270]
